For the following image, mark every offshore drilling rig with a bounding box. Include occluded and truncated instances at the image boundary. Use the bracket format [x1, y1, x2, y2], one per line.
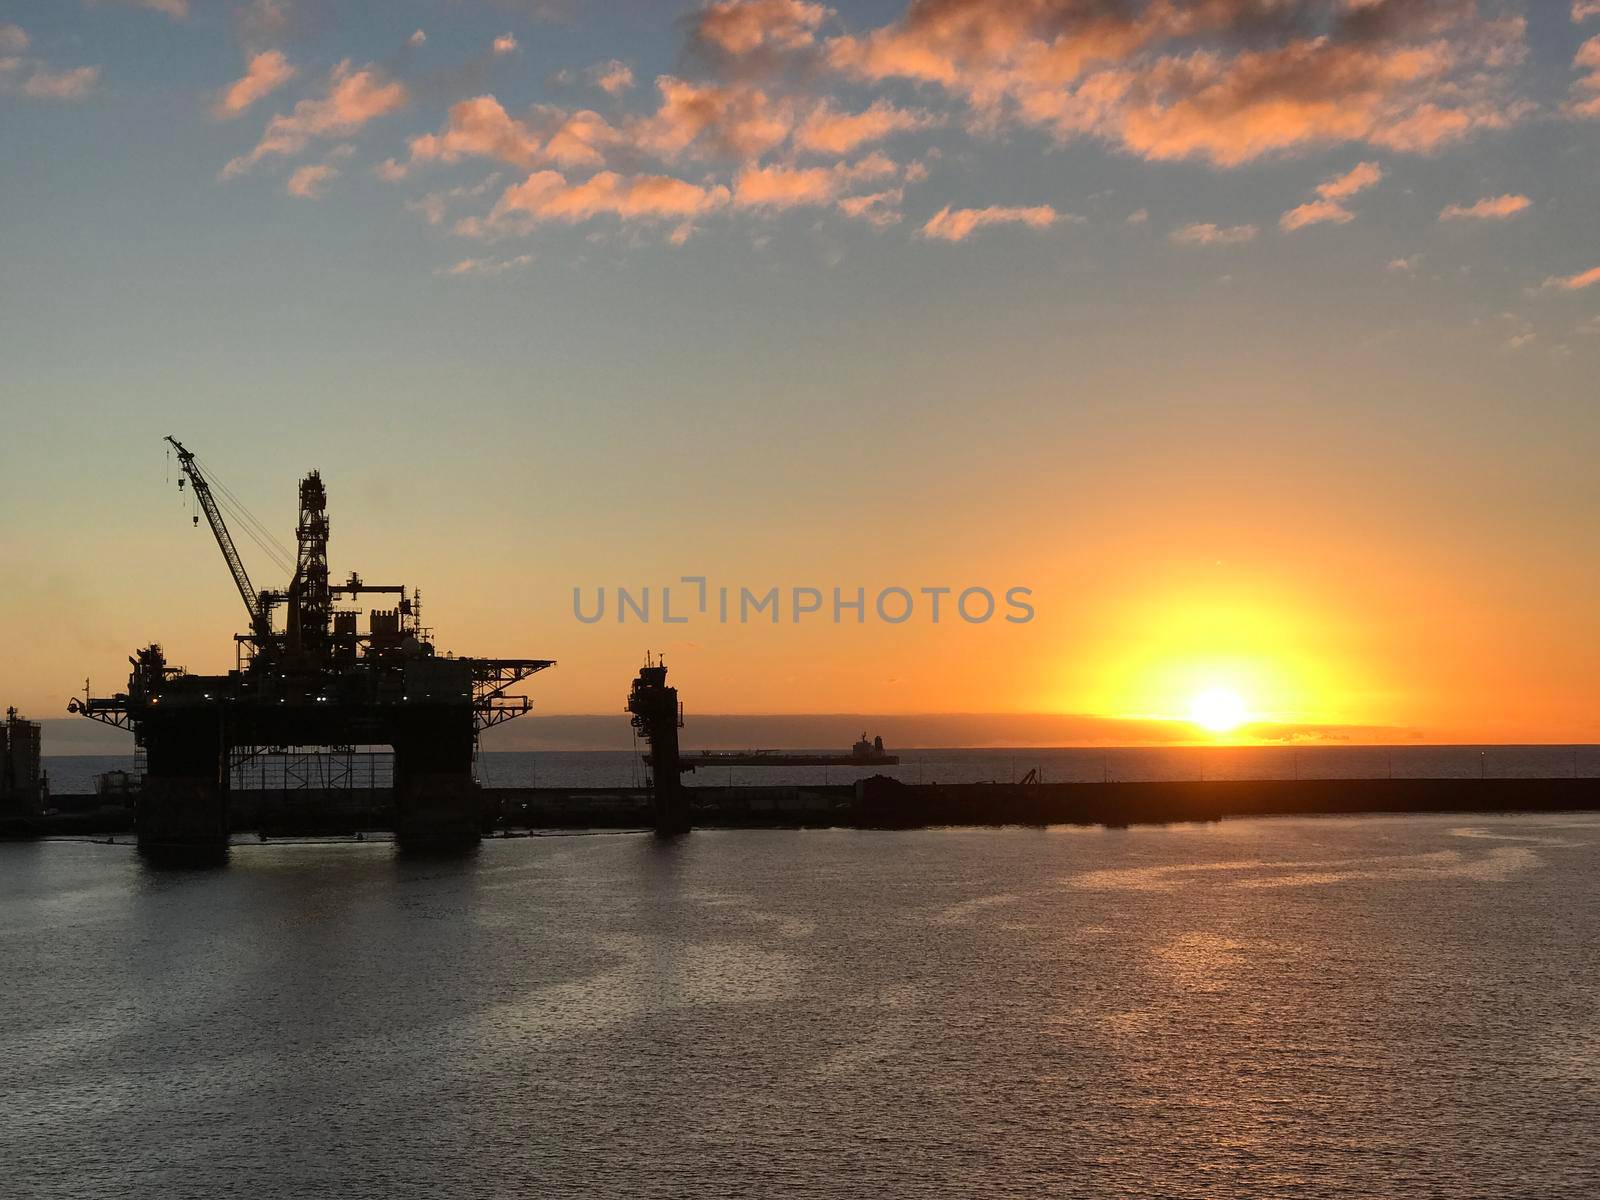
[70, 438, 553, 858]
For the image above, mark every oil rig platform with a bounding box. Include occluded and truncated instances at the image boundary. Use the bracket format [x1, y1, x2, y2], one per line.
[69, 438, 553, 859]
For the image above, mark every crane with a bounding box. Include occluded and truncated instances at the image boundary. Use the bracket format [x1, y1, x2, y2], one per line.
[165, 436, 275, 649]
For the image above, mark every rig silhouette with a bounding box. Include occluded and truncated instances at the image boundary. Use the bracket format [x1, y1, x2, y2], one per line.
[71, 438, 553, 858]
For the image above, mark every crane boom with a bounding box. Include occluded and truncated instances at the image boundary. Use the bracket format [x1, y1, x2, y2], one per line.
[165, 436, 265, 637]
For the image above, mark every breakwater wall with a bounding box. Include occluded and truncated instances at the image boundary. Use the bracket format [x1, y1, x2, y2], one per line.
[11, 776, 1600, 839]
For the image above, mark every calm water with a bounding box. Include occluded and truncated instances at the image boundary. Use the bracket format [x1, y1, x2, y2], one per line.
[5, 816, 1600, 1198]
[43, 744, 1600, 794]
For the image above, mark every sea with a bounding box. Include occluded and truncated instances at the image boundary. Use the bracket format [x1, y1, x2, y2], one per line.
[39, 743, 1600, 795]
[4, 815, 1599, 1197]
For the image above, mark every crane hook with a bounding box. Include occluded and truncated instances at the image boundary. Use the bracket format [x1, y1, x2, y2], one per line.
[193, 515, 199, 527]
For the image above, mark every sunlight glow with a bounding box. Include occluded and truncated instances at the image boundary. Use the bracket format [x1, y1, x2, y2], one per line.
[1189, 686, 1248, 733]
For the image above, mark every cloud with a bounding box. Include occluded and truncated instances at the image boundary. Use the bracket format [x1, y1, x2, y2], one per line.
[1542, 265, 1600, 292]
[837, 188, 904, 228]
[408, 30, 426, 48]
[222, 59, 407, 178]
[492, 34, 518, 55]
[3, 61, 100, 101]
[1316, 161, 1383, 200]
[1439, 194, 1531, 221]
[588, 59, 634, 96]
[825, 1, 1529, 167]
[732, 154, 897, 210]
[541, 109, 623, 167]
[442, 254, 534, 277]
[793, 99, 936, 155]
[406, 174, 503, 225]
[630, 76, 795, 162]
[1503, 332, 1536, 351]
[1577, 3, 1600, 21]
[920, 204, 1061, 242]
[1279, 198, 1353, 231]
[694, 0, 832, 57]
[733, 163, 850, 209]
[1280, 161, 1382, 230]
[0, 29, 99, 101]
[481, 169, 733, 230]
[1170, 222, 1258, 246]
[1125, 207, 1148, 225]
[404, 95, 545, 171]
[125, 0, 188, 17]
[237, 0, 292, 46]
[398, 97, 626, 177]
[1570, 36, 1600, 119]
[214, 50, 295, 119]
[286, 161, 338, 198]
[1387, 254, 1422, 272]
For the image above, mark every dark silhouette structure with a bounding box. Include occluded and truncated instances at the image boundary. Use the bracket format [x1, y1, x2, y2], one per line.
[69, 438, 552, 860]
[679, 733, 898, 768]
[627, 656, 689, 835]
[1, 708, 48, 830]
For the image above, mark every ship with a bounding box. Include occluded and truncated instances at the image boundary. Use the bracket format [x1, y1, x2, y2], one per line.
[677, 733, 899, 769]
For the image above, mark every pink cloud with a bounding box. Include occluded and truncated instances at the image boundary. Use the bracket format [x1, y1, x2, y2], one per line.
[631, 76, 795, 162]
[443, 254, 534, 277]
[838, 188, 904, 228]
[826, 1, 1528, 166]
[921, 205, 1060, 242]
[695, 0, 832, 57]
[1279, 199, 1353, 232]
[405, 95, 545, 171]
[733, 163, 843, 209]
[1570, 36, 1600, 119]
[215, 50, 295, 119]
[1316, 161, 1383, 201]
[405, 175, 502, 225]
[223, 59, 406, 177]
[1439, 194, 1531, 221]
[492, 34, 518, 56]
[1576, 3, 1600, 22]
[286, 162, 337, 198]
[11, 63, 100, 100]
[0, 29, 99, 101]
[541, 109, 623, 168]
[1170, 222, 1258, 246]
[1542, 265, 1600, 292]
[794, 99, 935, 155]
[1280, 160, 1382, 231]
[486, 170, 732, 229]
[732, 155, 896, 210]
[588, 60, 634, 96]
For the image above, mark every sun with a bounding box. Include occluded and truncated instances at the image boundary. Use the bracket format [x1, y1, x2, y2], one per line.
[1189, 686, 1248, 734]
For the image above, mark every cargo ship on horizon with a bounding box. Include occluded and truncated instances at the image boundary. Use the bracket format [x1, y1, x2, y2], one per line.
[679, 733, 899, 769]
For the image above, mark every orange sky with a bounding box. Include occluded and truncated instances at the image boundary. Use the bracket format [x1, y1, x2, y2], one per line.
[3, 2, 1599, 745]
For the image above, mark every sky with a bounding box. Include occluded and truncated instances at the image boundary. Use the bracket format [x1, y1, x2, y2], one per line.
[2, 0, 1599, 748]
